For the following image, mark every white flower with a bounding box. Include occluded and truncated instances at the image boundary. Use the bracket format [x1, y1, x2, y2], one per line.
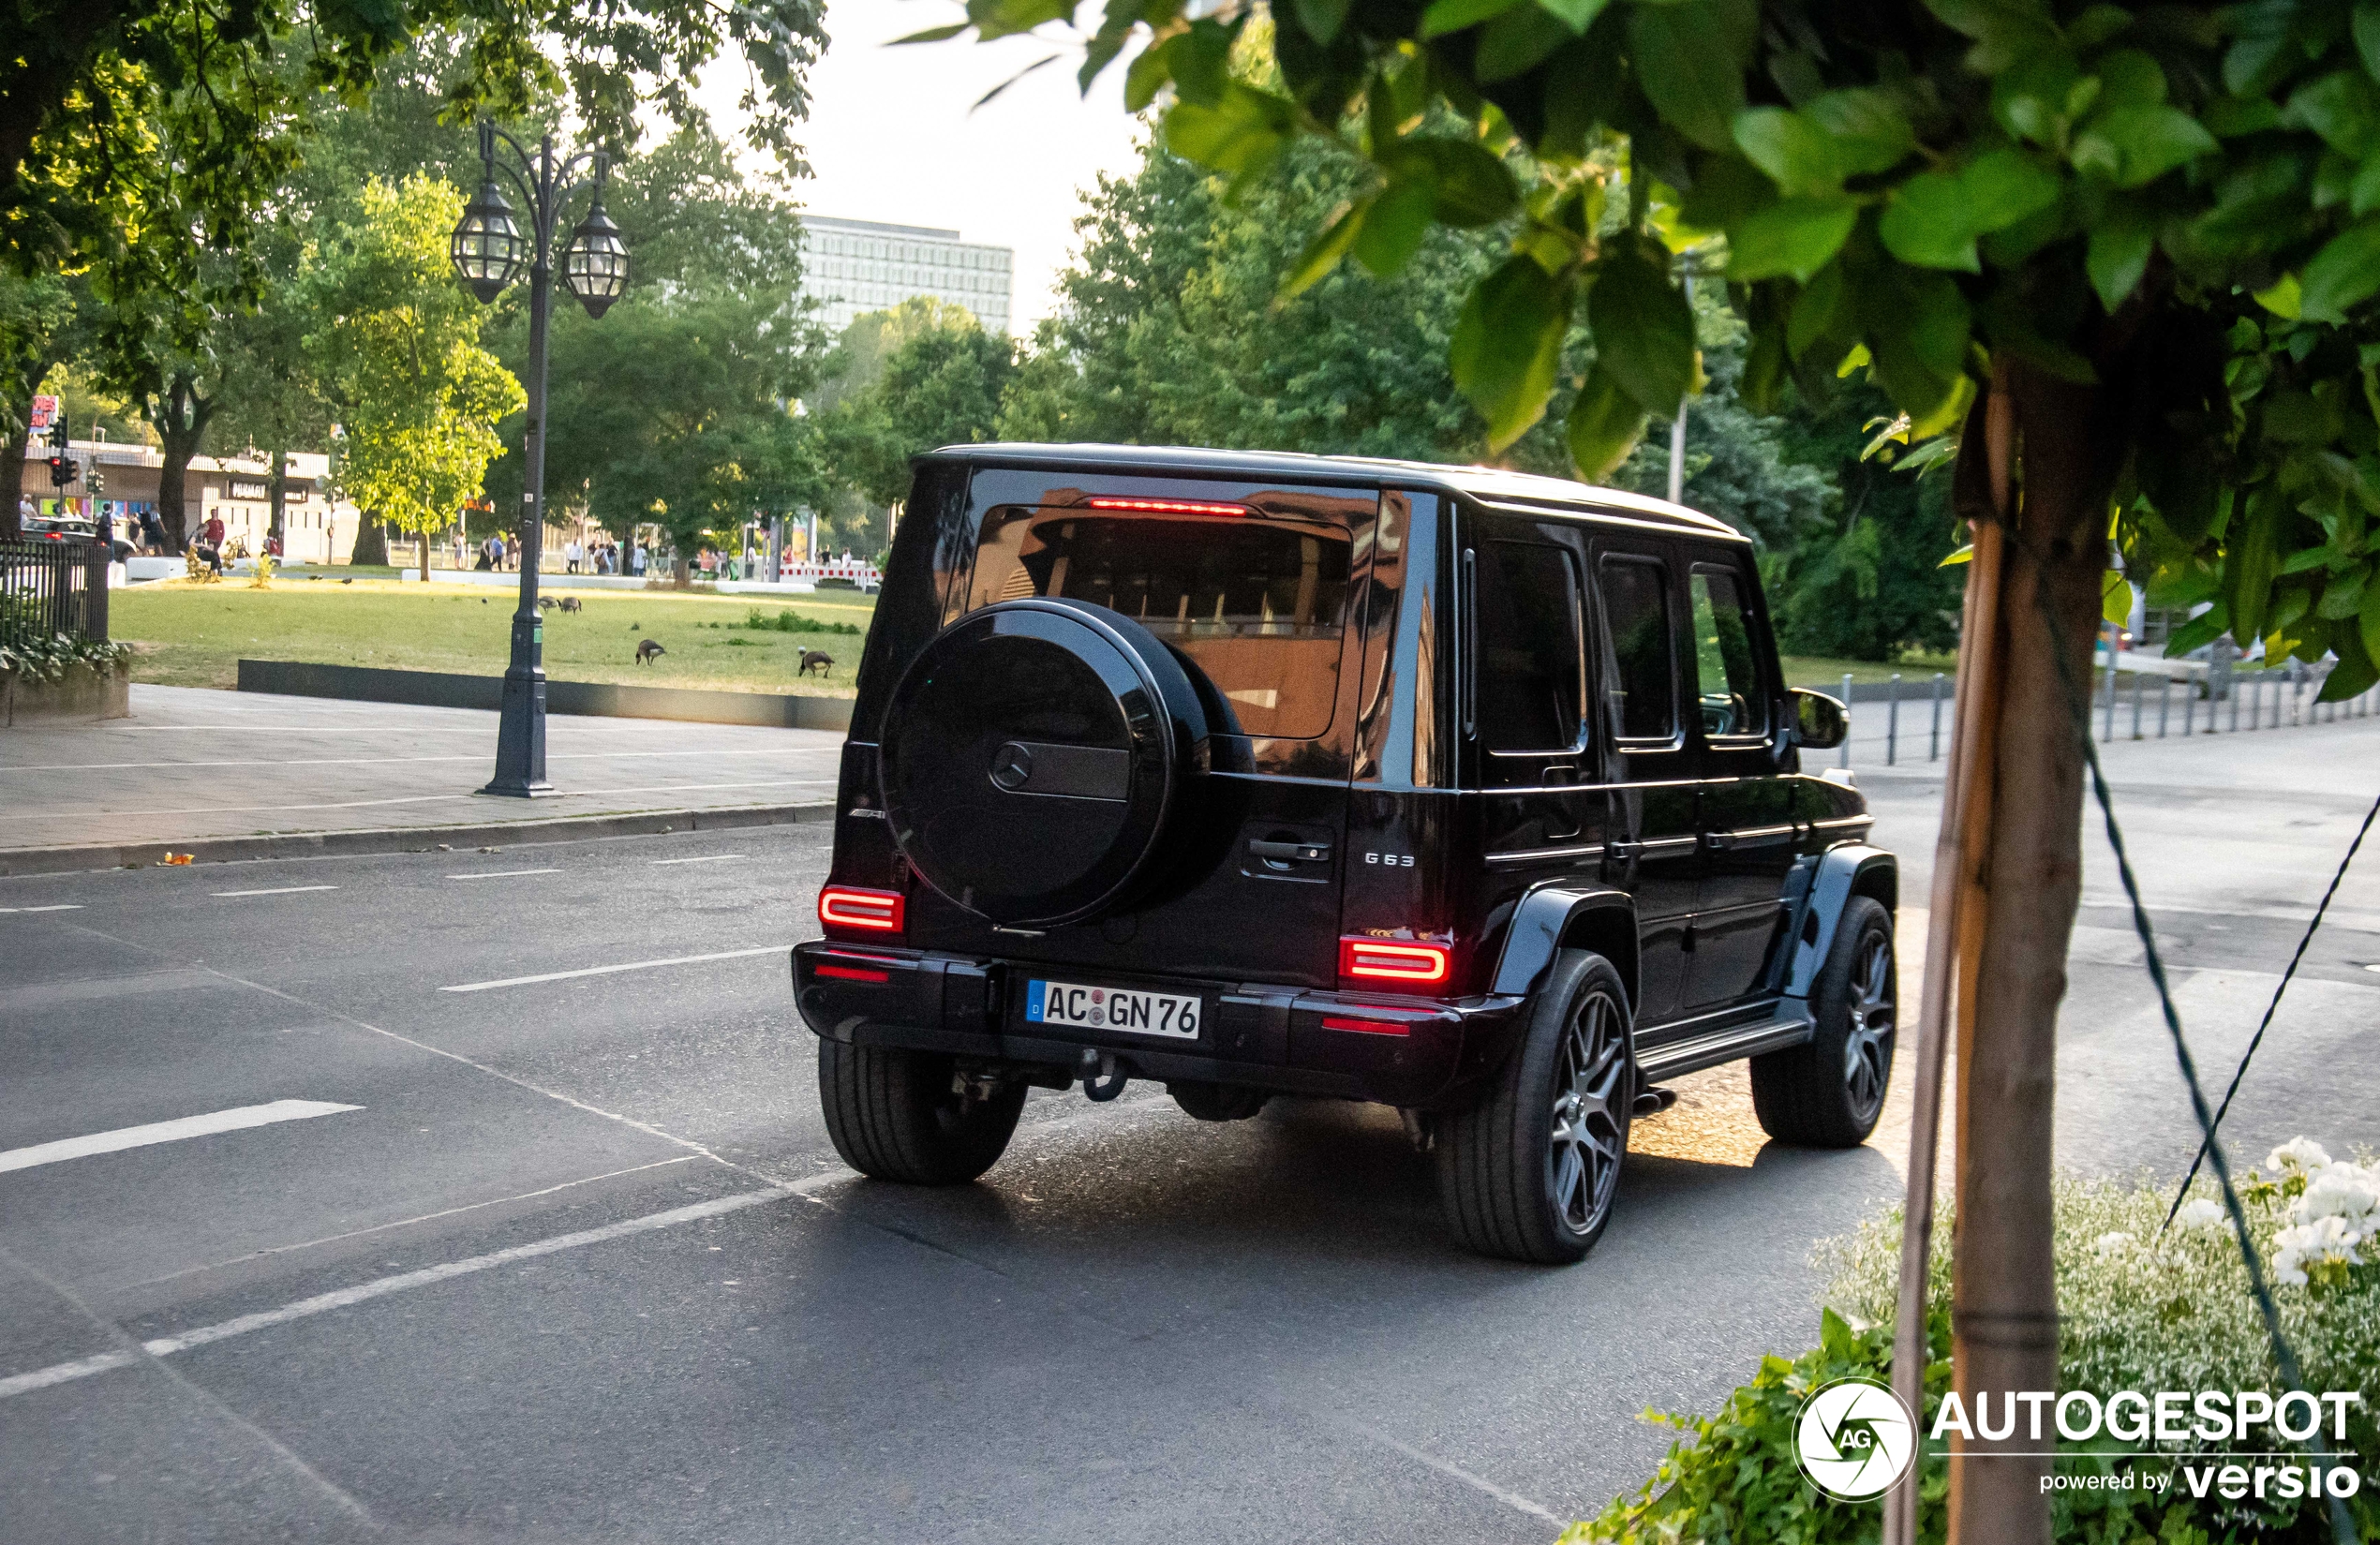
[2094, 1230, 2135, 1259]
[2271, 1216, 2363, 1287]
[2267, 1137, 2333, 1172]
[2174, 1198, 2225, 1231]
[2296, 1164, 2380, 1226]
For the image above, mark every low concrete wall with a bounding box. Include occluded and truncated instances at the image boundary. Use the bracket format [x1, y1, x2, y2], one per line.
[236, 659, 854, 733]
[3, 661, 130, 726]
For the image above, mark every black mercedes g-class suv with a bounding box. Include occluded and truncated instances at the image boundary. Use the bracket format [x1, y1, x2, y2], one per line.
[794, 445, 1896, 1263]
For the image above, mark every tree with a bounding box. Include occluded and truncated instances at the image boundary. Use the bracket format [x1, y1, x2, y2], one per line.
[0, 273, 90, 540]
[304, 174, 523, 579]
[816, 305, 1015, 520]
[930, 2, 2380, 1538]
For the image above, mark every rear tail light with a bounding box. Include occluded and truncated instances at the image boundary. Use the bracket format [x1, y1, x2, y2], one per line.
[1338, 936, 1451, 991]
[818, 884, 905, 933]
[1320, 1015, 1411, 1036]
[815, 964, 891, 983]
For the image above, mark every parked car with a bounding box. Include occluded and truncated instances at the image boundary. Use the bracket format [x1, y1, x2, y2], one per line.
[793, 445, 1895, 1263]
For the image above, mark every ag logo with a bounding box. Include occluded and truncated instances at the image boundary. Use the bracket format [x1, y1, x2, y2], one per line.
[1794, 1376, 1916, 1501]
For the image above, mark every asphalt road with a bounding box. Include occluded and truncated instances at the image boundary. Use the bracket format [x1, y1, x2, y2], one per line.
[4, 715, 2377, 1543]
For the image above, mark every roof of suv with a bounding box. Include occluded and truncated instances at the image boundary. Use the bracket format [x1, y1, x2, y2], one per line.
[923, 441, 1744, 539]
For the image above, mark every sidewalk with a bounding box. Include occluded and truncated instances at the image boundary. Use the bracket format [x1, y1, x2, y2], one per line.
[0, 685, 844, 856]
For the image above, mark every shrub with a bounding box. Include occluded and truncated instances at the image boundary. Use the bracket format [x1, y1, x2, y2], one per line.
[742, 608, 860, 636]
[1, 632, 127, 683]
[1563, 1149, 2380, 1543]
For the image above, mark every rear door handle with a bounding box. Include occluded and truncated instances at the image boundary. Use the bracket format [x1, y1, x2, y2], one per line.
[1248, 839, 1331, 862]
[1607, 838, 1644, 860]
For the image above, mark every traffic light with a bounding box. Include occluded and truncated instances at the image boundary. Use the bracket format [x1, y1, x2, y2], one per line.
[86, 465, 105, 498]
[48, 455, 77, 488]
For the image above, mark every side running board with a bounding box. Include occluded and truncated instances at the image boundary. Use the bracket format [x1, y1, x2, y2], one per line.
[1635, 1005, 1816, 1083]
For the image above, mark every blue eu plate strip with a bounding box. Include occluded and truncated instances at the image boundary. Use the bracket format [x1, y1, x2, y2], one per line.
[1025, 979, 1046, 1022]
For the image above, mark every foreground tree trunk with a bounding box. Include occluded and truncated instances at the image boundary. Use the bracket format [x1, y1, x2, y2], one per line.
[1945, 364, 2117, 1544]
[349, 517, 387, 567]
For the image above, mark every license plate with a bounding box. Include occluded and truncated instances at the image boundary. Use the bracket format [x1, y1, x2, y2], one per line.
[1025, 979, 1202, 1040]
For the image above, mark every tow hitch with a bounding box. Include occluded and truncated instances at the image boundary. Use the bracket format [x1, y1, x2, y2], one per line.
[1077, 1047, 1128, 1102]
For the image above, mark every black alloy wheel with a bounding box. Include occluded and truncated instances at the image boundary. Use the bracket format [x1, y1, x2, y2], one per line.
[1749, 895, 1897, 1148]
[1436, 949, 1633, 1263]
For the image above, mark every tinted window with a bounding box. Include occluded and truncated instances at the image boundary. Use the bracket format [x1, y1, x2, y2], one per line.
[1690, 567, 1767, 737]
[968, 509, 1351, 738]
[1599, 557, 1675, 741]
[1474, 541, 1584, 753]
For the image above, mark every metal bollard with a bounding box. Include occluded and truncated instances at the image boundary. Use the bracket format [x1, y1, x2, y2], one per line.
[2230, 673, 2241, 731]
[1929, 673, 1945, 762]
[2131, 671, 2145, 739]
[2184, 677, 2197, 735]
[1840, 672, 1853, 769]
[1887, 674, 1900, 765]
[2158, 676, 2171, 738]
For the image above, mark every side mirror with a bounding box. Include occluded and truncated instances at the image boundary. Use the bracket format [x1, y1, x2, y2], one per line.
[1791, 688, 1848, 750]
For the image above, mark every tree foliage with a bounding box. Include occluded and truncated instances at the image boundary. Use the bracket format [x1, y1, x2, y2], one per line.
[816, 300, 1017, 509]
[930, 0, 2380, 696]
[304, 174, 523, 572]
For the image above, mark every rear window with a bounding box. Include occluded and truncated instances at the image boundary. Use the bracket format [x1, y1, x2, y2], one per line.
[967, 508, 1352, 738]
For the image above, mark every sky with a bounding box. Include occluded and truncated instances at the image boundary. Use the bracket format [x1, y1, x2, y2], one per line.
[696, 0, 1151, 331]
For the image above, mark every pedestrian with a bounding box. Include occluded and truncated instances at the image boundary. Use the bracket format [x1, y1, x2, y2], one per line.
[199, 511, 227, 573]
[565, 537, 582, 574]
[139, 507, 165, 554]
[632, 545, 647, 578]
[505, 533, 521, 572]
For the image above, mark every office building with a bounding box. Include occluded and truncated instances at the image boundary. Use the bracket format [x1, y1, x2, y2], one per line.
[798, 216, 1015, 334]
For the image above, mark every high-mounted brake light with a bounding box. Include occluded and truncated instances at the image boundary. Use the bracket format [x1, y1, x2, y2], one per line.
[818, 884, 905, 933]
[1083, 497, 1250, 516]
[1338, 936, 1452, 990]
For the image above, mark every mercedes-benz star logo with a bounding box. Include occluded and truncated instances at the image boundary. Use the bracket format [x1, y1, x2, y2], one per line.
[1794, 1376, 1916, 1501]
[989, 741, 1034, 792]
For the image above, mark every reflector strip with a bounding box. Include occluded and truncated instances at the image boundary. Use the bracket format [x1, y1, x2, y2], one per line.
[815, 964, 891, 984]
[1082, 497, 1250, 516]
[818, 885, 905, 932]
[1320, 1016, 1411, 1037]
[1338, 937, 1452, 988]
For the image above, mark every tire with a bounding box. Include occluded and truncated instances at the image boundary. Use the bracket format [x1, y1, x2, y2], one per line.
[1435, 950, 1632, 1264]
[818, 1040, 1027, 1184]
[1750, 896, 1897, 1148]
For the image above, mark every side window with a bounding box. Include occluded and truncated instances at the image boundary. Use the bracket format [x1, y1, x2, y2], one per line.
[1689, 565, 1768, 738]
[1598, 557, 1676, 742]
[1473, 541, 1584, 754]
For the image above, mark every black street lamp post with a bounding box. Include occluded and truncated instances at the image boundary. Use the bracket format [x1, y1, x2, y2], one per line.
[450, 122, 630, 796]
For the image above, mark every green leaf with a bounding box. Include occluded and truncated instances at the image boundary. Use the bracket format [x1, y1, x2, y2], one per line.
[1732, 108, 1843, 197]
[2095, 50, 2168, 109]
[1961, 146, 2063, 228]
[1629, 0, 1754, 152]
[1567, 362, 1650, 480]
[1725, 198, 1858, 282]
[2317, 563, 2369, 619]
[1352, 180, 1435, 275]
[1451, 257, 1572, 449]
[2363, 563, 2380, 673]
[2298, 217, 2380, 320]
[1420, 0, 1525, 37]
[1474, 4, 1573, 81]
[1879, 171, 1983, 270]
[1281, 201, 1367, 297]
[1293, 0, 1354, 43]
[2164, 602, 2230, 655]
[2285, 70, 2380, 158]
[2353, 156, 2380, 217]
[1590, 246, 1698, 417]
[1940, 542, 1975, 567]
[2321, 628, 2380, 699]
[2078, 105, 2219, 188]
[1382, 138, 1522, 226]
[1925, 0, 2060, 71]
[2229, 488, 2283, 641]
[890, 22, 972, 44]
[2255, 273, 2303, 319]
[1535, 0, 1611, 30]
[1805, 89, 1917, 175]
[2087, 207, 2155, 312]
[2103, 568, 2134, 626]
[1123, 38, 1175, 113]
[1163, 83, 1294, 177]
[1788, 260, 1849, 358]
[2358, 4, 2380, 84]
[1858, 267, 1971, 418]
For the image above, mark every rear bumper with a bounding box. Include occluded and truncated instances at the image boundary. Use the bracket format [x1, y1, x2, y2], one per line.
[791, 942, 1523, 1108]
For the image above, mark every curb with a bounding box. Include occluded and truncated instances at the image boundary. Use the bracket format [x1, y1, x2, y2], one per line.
[0, 801, 839, 878]
[235, 660, 856, 734]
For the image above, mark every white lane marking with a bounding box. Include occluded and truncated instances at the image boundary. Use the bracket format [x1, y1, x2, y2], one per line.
[650, 854, 747, 866]
[0, 905, 82, 914]
[446, 868, 562, 881]
[440, 944, 791, 993]
[119, 1156, 701, 1292]
[65, 779, 834, 823]
[0, 1182, 812, 1401]
[0, 1100, 363, 1177]
[1289, 1401, 1565, 1525]
[212, 885, 338, 898]
[1, 750, 824, 773]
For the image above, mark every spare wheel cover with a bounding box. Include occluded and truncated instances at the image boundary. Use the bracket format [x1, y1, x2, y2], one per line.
[879, 598, 1209, 928]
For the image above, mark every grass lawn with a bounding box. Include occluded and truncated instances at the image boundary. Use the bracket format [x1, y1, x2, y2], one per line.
[112, 578, 875, 695]
[1781, 653, 1960, 687]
